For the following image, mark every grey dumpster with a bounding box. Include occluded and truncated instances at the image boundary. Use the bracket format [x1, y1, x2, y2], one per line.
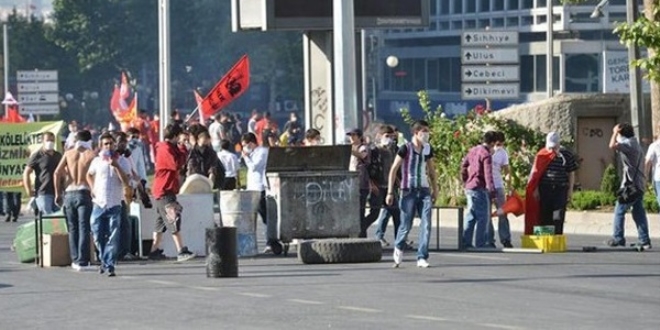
[220, 190, 262, 257]
[266, 146, 360, 253]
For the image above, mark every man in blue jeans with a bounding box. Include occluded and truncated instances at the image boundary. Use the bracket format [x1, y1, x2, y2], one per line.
[386, 120, 438, 268]
[607, 123, 651, 249]
[54, 130, 97, 271]
[461, 131, 497, 249]
[87, 133, 131, 277]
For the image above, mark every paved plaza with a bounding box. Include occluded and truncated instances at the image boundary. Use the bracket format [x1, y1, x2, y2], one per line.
[1, 215, 659, 330]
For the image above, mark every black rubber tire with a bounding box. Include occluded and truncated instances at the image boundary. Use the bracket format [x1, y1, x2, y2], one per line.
[270, 241, 283, 256]
[297, 239, 382, 264]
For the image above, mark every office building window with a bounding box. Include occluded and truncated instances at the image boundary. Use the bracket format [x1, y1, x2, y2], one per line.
[522, 15, 533, 26]
[413, 58, 426, 91]
[428, 59, 439, 90]
[507, 16, 519, 27]
[438, 57, 461, 92]
[480, 0, 490, 12]
[467, 0, 476, 13]
[430, 0, 437, 15]
[565, 54, 599, 92]
[521, 0, 533, 9]
[521, 55, 534, 92]
[494, 0, 505, 11]
[452, 20, 463, 29]
[440, 0, 449, 14]
[478, 19, 490, 28]
[507, 0, 519, 10]
[465, 19, 476, 29]
[453, 0, 463, 14]
[493, 18, 505, 27]
[536, 55, 548, 92]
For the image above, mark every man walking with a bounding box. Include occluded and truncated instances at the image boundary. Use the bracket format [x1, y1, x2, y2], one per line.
[23, 132, 62, 215]
[240, 133, 271, 250]
[54, 130, 96, 271]
[461, 131, 497, 249]
[485, 132, 513, 248]
[373, 124, 401, 247]
[148, 123, 196, 261]
[87, 133, 131, 277]
[606, 123, 651, 249]
[386, 120, 438, 268]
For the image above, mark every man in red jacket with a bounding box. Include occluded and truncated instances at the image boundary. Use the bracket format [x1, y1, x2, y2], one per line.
[148, 123, 196, 262]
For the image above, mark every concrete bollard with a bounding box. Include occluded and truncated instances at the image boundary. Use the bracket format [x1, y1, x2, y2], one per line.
[205, 227, 238, 278]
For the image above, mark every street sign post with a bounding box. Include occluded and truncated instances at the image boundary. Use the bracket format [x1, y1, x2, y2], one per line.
[461, 48, 519, 64]
[460, 30, 520, 106]
[461, 31, 519, 46]
[462, 66, 519, 82]
[17, 70, 59, 116]
[462, 83, 520, 100]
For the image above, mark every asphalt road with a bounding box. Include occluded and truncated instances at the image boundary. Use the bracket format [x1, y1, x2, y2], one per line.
[1, 216, 658, 330]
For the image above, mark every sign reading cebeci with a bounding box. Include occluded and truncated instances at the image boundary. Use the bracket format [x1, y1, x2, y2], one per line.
[462, 66, 519, 82]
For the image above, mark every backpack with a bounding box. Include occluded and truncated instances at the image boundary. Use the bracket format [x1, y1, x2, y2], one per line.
[366, 146, 384, 184]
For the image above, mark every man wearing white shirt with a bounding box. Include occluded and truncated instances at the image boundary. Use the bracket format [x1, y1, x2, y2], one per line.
[646, 128, 660, 210]
[240, 133, 271, 251]
[486, 131, 513, 248]
[217, 139, 241, 190]
[86, 133, 131, 277]
[209, 114, 223, 152]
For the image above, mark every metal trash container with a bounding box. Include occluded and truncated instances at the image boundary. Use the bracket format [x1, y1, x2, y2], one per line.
[220, 190, 262, 257]
[266, 146, 360, 253]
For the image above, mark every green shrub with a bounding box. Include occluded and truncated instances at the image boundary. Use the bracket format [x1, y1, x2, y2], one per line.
[644, 190, 659, 213]
[570, 191, 605, 210]
[401, 90, 546, 206]
[600, 164, 619, 199]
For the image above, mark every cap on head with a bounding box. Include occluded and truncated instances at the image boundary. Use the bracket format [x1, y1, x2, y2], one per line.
[546, 131, 560, 149]
[346, 128, 363, 137]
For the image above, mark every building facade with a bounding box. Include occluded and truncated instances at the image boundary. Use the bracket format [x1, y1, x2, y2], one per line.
[372, 0, 635, 122]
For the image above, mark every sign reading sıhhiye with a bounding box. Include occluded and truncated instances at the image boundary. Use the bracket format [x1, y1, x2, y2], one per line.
[461, 31, 519, 46]
[17, 70, 60, 115]
[603, 51, 650, 93]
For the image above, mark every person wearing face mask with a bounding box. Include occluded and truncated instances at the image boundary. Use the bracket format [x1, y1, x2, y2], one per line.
[240, 132, 271, 251]
[22, 131, 63, 216]
[460, 131, 497, 249]
[53, 130, 97, 271]
[386, 120, 438, 268]
[606, 124, 651, 249]
[485, 131, 513, 248]
[185, 129, 226, 189]
[373, 124, 402, 247]
[525, 131, 578, 237]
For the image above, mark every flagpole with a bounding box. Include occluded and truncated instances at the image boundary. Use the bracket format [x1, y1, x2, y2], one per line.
[3, 24, 9, 116]
[185, 106, 199, 123]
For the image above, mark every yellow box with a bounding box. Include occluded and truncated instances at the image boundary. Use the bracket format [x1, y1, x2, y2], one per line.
[521, 235, 566, 253]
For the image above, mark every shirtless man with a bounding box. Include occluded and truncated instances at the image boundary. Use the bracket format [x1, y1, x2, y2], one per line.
[54, 130, 97, 271]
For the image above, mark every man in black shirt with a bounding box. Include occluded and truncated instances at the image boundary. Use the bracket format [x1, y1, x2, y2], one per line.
[535, 132, 579, 235]
[23, 132, 63, 215]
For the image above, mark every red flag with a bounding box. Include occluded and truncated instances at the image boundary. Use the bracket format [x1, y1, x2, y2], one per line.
[1, 105, 26, 123]
[110, 85, 120, 113]
[200, 55, 250, 118]
[194, 90, 207, 126]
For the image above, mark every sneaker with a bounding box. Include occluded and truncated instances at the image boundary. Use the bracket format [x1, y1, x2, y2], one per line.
[635, 242, 652, 251]
[177, 247, 196, 262]
[416, 259, 430, 268]
[262, 245, 273, 254]
[148, 249, 166, 260]
[71, 263, 81, 271]
[502, 240, 514, 248]
[392, 247, 403, 267]
[605, 238, 626, 247]
[77, 263, 95, 272]
[107, 267, 116, 277]
[379, 238, 390, 248]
